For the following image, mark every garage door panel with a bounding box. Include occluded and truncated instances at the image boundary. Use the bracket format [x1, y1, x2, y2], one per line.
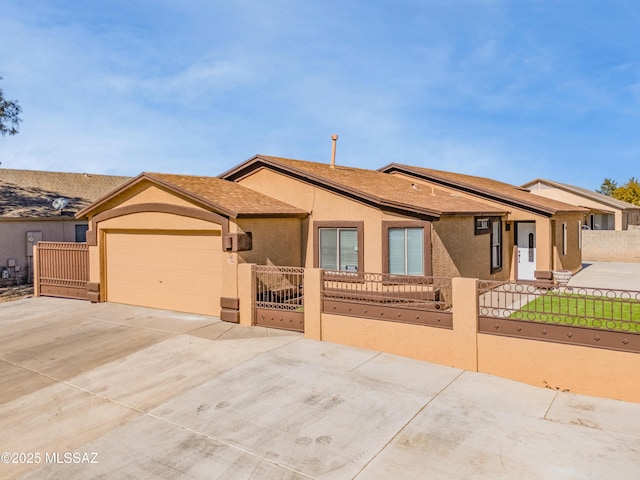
[106, 232, 222, 316]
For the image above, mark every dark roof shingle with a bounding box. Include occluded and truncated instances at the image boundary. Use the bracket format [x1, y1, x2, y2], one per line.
[1, 169, 130, 217]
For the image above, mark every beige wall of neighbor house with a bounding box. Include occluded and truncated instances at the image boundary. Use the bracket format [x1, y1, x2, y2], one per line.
[0, 218, 88, 283]
[525, 183, 640, 231]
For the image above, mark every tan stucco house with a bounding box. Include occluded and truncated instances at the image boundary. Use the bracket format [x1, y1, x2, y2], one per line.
[221, 155, 509, 280]
[76, 172, 308, 318]
[0, 168, 129, 285]
[522, 178, 640, 231]
[77, 155, 512, 316]
[74, 154, 591, 316]
[379, 164, 587, 281]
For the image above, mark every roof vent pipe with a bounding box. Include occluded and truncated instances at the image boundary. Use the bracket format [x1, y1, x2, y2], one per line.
[330, 134, 338, 169]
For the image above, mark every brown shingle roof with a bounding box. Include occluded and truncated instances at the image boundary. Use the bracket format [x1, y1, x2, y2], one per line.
[77, 172, 308, 219]
[380, 164, 587, 216]
[0, 168, 130, 217]
[145, 172, 308, 217]
[221, 155, 507, 217]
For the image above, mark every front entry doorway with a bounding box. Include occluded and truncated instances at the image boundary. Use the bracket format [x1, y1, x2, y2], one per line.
[516, 222, 536, 281]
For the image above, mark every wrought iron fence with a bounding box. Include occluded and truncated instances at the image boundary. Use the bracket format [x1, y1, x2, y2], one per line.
[479, 280, 640, 334]
[322, 271, 452, 311]
[253, 265, 304, 311]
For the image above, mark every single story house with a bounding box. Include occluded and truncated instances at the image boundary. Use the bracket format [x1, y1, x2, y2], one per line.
[378, 164, 587, 281]
[220, 155, 510, 281]
[78, 156, 509, 317]
[521, 178, 640, 231]
[0, 168, 129, 285]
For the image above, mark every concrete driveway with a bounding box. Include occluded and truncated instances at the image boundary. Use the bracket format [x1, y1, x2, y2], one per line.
[1, 298, 640, 479]
[570, 261, 640, 291]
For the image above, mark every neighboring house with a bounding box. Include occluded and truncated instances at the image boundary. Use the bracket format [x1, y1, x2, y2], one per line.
[378, 164, 587, 281]
[0, 168, 129, 285]
[521, 178, 640, 231]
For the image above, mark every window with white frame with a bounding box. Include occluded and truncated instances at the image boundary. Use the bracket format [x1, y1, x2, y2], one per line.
[388, 227, 424, 275]
[319, 228, 359, 271]
[491, 219, 502, 272]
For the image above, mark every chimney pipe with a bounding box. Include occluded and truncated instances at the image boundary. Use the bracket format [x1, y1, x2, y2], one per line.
[330, 134, 338, 168]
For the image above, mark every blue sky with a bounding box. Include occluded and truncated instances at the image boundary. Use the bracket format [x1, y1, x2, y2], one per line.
[1, 1, 639, 190]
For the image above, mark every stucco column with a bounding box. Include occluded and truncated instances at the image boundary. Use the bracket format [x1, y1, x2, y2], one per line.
[536, 219, 553, 272]
[452, 277, 479, 371]
[237, 263, 254, 326]
[304, 268, 322, 340]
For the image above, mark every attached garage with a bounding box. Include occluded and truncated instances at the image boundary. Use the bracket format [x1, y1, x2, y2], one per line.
[76, 172, 307, 319]
[105, 231, 222, 316]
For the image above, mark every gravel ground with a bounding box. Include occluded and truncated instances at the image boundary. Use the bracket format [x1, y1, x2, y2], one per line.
[0, 285, 34, 303]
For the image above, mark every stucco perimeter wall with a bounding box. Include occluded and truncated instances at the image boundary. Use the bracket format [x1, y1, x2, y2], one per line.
[321, 314, 455, 365]
[528, 187, 625, 230]
[295, 270, 640, 403]
[478, 334, 640, 402]
[582, 230, 640, 262]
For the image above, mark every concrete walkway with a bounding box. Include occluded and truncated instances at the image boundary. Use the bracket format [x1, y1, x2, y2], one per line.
[1, 297, 639, 479]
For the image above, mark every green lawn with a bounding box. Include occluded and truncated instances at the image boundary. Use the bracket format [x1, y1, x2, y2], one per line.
[511, 292, 640, 332]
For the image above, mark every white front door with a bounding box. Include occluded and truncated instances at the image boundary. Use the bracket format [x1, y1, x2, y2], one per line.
[517, 222, 536, 280]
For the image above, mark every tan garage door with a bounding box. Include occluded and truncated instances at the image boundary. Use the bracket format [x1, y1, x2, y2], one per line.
[106, 231, 222, 316]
